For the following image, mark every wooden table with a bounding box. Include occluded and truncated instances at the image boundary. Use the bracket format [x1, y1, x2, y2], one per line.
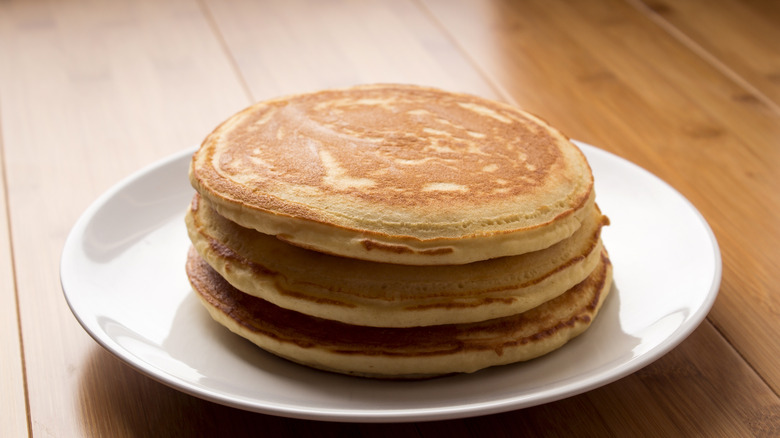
[2, 0, 778, 436]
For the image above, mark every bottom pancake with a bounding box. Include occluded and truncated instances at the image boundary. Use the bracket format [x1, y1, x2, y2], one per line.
[186, 247, 613, 379]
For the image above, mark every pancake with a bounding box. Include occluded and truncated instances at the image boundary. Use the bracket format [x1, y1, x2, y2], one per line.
[186, 193, 608, 327]
[189, 84, 595, 265]
[186, 247, 613, 379]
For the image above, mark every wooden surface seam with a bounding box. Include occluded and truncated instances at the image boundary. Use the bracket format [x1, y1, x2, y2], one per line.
[0, 114, 31, 437]
[630, 0, 780, 114]
[412, 0, 520, 108]
[197, 0, 255, 103]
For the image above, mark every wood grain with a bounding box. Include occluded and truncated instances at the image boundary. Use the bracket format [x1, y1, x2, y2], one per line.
[0, 129, 29, 438]
[415, 324, 779, 437]
[422, 0, 780, 395]
[635, 0, 780, 108]
[201, 0, 500, 101]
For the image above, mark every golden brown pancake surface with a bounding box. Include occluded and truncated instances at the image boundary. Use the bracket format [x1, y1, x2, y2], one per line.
[190, 84, 594, 265]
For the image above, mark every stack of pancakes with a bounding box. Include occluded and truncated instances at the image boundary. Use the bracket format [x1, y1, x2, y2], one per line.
[185, 84, 613, 379]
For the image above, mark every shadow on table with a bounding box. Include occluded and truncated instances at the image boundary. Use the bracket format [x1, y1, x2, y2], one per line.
[77, 345, 427, 437]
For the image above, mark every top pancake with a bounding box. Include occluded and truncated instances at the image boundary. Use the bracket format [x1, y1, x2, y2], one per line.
[190, 84, 594, 265]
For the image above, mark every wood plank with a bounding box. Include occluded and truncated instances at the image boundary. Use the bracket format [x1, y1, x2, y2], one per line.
[0, 0, 249, 436]
[422, 0, 780, 395]
[202, 0, 499, 100]
[0, 134, 29, 438]
[74, 321, 780, 436]
[433, 322, 780, 436]
[634, 0, 780, 108]
[596, 322, 779, 436]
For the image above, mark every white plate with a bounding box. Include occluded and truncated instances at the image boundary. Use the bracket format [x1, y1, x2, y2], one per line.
[61, 142, 721, 422]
